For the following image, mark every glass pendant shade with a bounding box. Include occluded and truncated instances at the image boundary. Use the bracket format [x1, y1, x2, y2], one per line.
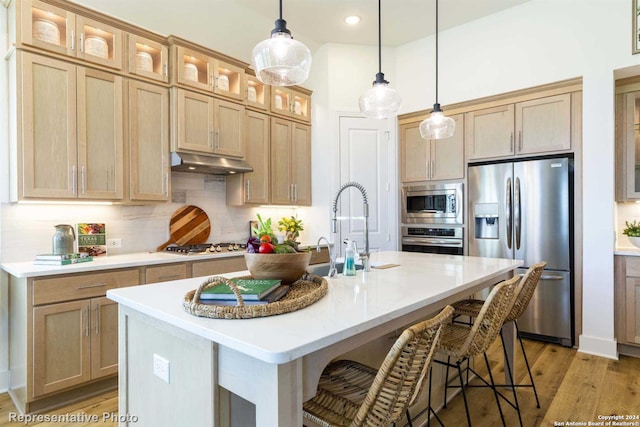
[359, 78, 402, 119]
[252, 21, 311, 86]
[419, 104, 455, 139]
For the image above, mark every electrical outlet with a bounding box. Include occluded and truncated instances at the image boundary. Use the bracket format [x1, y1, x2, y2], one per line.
[153, 354, 170, 384]
[107, 238, 122, 248]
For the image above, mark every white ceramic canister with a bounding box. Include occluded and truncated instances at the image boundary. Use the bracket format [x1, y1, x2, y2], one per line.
[84, 35, 108, 58]
[247, 85, 257, 103]
[33, 19, 60, 45]
[136, 51, 153, 72]
[184, 63, 198, 82]
[217, 74, 229, 91]
[274, 94, 283, 110]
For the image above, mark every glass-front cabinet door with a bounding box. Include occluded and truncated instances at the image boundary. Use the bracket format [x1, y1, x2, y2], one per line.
[616, 90, 640, 201]
[20, 0, 123, 70]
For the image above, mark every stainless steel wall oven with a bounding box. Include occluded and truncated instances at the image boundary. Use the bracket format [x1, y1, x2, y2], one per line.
[401, 226, 463, 255]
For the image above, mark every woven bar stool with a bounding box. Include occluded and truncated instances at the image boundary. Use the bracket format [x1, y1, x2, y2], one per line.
[435, 276, 519, 427]
[302, 305, 454, 427]
[451, 262, 547, 426]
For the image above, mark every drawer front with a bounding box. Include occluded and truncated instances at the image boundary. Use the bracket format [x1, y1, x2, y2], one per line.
[33, 269, 139, 305]
[145, 263, 188, 283]
[191, 257, 245, 277]
[627, 257, 640, 277]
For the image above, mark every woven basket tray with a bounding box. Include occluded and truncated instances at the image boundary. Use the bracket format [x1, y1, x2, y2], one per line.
[183, 273, 328, 319]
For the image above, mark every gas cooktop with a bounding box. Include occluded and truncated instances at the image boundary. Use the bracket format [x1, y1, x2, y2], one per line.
[165, 243, 246, 255]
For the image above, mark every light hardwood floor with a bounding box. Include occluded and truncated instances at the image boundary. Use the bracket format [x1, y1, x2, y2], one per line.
[0, 339, 638, 426]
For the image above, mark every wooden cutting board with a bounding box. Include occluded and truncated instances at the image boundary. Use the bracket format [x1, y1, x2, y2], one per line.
[156, 205, 211, 251]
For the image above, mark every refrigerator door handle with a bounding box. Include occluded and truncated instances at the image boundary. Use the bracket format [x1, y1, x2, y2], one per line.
[517, 273, 565, 280]
[515, 176, 521, 250]
[506, 177, 512, 249]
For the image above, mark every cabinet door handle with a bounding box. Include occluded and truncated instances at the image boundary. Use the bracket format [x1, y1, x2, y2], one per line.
[95, 303, 100, 335]
[426, 161, 430, 179]
[70, 30, 75, 51]
[431, 160, 435, 179]
[510, 132, 514, 153]
[163, 63, 168, 77]
[71, 166, 77, 195]
[246, 179, 251, 201]
[79, 32, 84, 53]
[77, 283, 107, 290]
[210, 73, 215, 89]
[294, 184, 298, 202]
[216, 129, 221, 150]
[157, 274, 182, 280]
[164, 173, 169, 197]
[290, 184, 293, 201]
[209, 130, 214, 148]
[81, 166, 86, 194]
[518, 130, 523, 152]
[85, 306, 90, 337]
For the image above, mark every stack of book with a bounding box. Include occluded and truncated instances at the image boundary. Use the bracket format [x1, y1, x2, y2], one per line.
[199, 278, 289, 306]
[33, 253, 93, 265]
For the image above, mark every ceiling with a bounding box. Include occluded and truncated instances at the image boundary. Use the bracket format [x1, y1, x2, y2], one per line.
[73, 0, 532, 62]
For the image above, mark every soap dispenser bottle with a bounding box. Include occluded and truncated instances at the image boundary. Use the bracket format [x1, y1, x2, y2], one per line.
[343, 240, 357, 276]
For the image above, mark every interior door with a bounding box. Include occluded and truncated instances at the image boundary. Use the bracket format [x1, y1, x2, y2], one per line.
[338, 115, 396, 256]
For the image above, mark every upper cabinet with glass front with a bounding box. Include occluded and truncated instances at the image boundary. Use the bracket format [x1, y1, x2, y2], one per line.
[245, 71, 270, 111]
[17, 0, 123, 70]
[127, 34, 169, 83]
[616, 89, 640, 201]
[271, 86, 311, 122]
[168, 36, 246, 101]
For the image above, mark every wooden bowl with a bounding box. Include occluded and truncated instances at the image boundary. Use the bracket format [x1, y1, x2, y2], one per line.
[244, 252, 312, 285]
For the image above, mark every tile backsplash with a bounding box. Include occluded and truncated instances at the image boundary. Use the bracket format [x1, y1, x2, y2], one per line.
[0, 173, 314, 263]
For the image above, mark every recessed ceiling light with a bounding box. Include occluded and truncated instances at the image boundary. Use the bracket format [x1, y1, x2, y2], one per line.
[345, 15, 361, 25]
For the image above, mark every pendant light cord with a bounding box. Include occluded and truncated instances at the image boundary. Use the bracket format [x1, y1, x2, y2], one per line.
[279, 0, 283, 21]
[435, 0, 439, 104]
[378, 0, 382, 74]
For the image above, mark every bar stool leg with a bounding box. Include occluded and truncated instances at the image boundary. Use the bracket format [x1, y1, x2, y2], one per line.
[483, 352, 507, 427]
[515, 321, 541, 408]
[456, 360, 472, 427]
[443, 356, 451, 409]
[500, 333, 523, 427]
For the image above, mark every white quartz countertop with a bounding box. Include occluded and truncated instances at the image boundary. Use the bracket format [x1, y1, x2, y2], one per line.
[615, 246, 640, 256]
[1, 250, 245, 278]
[107, 251, 523, 364]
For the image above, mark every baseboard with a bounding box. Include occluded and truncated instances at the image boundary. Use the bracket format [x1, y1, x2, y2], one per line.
[0, 369, 9, 393]
[578, 334, 618, 359]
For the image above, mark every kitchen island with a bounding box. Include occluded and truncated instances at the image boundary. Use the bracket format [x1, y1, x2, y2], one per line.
[107, 251, 522, 427]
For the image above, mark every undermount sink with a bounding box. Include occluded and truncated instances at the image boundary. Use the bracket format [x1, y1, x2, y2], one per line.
[307, 262, 364, 277]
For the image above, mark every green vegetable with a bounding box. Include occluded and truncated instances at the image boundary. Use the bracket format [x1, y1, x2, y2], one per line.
[252, 214, 278, 244]
[274, 244, 297, 254]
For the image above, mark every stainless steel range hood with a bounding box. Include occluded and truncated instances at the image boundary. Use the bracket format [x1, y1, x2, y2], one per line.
[170, 152, 253, 175]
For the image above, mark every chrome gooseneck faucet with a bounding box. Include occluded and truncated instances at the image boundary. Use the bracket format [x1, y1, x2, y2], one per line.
[331, 181, 370, 272]
[316, 236, 337, 277]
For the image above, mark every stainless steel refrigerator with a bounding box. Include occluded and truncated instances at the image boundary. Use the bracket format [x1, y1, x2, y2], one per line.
[468, 156, 573, 347]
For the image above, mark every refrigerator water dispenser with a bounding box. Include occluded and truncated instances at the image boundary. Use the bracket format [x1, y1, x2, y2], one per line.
[474, 203, 499, 239]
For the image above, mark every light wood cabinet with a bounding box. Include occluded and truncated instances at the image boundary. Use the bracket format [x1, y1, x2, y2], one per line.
[400, 115, 464, 183]
[227, 110, 270, 205]
[192, 257, 247, 277]
[18, 52, 123, 200]
[18, 0, 123, 70]
[170, 40, 246, 101]
[127, 34, 169, 83]
[615, 256, 640, 348]
[173, 88, 245, 158]
[466, 94, 571, 161]
[616, 90, 640, 201]
[271, 86, 311, 122]
[27, 269, 138, 399]
[127, 79, 170, 202]
[271, 117, 311, 205]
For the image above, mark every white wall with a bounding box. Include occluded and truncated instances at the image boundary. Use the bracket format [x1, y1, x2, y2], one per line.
[0, 0, 8, 393]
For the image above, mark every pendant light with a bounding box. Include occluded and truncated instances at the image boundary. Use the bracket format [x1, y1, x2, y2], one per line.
[419, 0, 455, 139]
[358, 0, 402, 119]
[251, 0, 312, 86]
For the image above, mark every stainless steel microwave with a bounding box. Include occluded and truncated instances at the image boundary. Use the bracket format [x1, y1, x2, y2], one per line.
[401, 183, 463, 224]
